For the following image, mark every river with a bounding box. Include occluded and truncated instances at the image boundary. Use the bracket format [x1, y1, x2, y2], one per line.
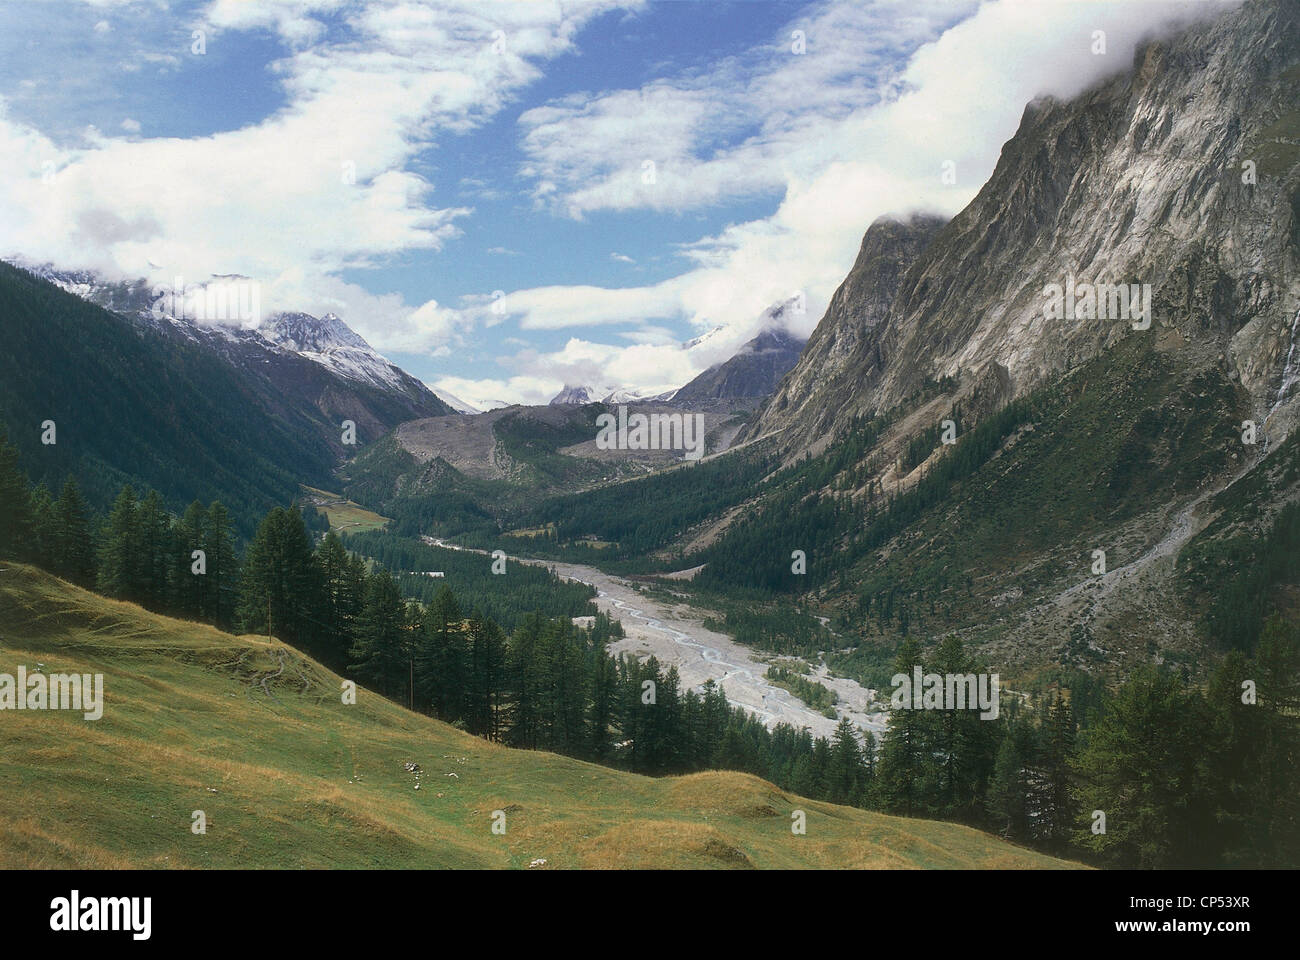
[426, 538, 887, 741]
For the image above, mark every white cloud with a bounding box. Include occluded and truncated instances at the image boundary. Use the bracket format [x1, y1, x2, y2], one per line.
[517, 0, 974, 217]
[493, 0, 1238, 388]
[438, 330, 706, 408]
[0, 0, 637, 356]
[6, 0, 1241, 397]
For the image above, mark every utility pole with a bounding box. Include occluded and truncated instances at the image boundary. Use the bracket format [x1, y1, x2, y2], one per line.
[267, 595, 272, 644]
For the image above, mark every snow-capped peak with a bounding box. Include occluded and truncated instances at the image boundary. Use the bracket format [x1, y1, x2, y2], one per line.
[550, 384, 596, 405]
[259, 312, 371, 353]
[256, 311, 408, 392]
[427, 385, 480, 414]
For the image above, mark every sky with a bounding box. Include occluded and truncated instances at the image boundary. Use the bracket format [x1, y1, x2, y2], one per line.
[0, 0, 1231, 409]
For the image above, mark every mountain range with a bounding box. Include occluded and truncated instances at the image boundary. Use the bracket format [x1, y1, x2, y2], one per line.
[337, 0, 1300, 681]
[0, 261, 451, 530]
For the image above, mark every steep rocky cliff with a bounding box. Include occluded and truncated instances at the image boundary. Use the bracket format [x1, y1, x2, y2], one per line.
[748, 0, 1299, 459]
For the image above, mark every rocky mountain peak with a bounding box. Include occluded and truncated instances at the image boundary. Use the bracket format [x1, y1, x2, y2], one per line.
[259, 311, 372, 354]
[550, 384, 596, 405]
[747, 0, 1299, 455]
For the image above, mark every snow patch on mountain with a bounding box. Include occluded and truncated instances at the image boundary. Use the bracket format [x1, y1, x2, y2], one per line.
[427, 385, 480, 414]
[256, 312, 409, 392]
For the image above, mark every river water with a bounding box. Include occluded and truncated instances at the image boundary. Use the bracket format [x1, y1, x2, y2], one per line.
[426, 538, 886, 740]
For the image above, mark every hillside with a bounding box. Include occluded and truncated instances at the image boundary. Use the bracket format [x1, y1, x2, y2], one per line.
[0, 563, 1074, 870]
[342, 398, 758, 537]
[0, 262, 449, 531]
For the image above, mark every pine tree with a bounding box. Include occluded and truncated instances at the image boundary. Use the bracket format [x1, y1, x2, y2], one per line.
[28, 484, 55, 569]
[809, 736, 832, 800]
[987, 730, 1030, 839]
[175, 500, 206, 617]
[465, 613, 506, 741]
[829, 717, 864, 805]
[1035, 693, 1076, 851]
[238, 506, 323, 651]
[348, 568, 409, 697]
[928, 634, 994, 820]
[506, 613, 544, 748]
[415, 584, 464, 720]
[97, 485, 139, 599]
[203, 501, 238, 629]
[0, 424, 34, 560]
[876, 636, 928, 815]
[52, 478, 96, 586]
[136, 489, 173, 611]
[1074, 668, 1214, 868]
[587, 646, 617, 762]
[317, 531, 363, 669]
[545, 620, 589, 755]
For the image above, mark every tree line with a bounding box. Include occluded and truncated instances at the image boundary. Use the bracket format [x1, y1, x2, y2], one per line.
[1, 424, 876, 803]
[5, 423, 1295, 865]
[874, 633, 1300, 867]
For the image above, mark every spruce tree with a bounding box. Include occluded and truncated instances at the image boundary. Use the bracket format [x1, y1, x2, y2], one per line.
[415, 584, 464, 720]
[136, 489, 173, 611]
[829, 717, 865, 805]
[587, 650, 617, 762]
[0, 424, 34, 560]
[175, 500, 206, 617]
[203, 501, 238, 629]
[29, 484, 55, 569]
[238, 506, 323, 651]
[464, 613, 506, 741]
[53, 478, 96, 586]
[1075, 668, 1214, 867]
[986, 731, 1030, 839]
[317, 531, 363, 669]
[876, 636, 927, 815]
[506, 613, 544, 748]
[97, 485, 139, 599]
[348, 568, 409, 698]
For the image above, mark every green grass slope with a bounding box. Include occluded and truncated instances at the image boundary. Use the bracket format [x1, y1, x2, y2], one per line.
[0, 563, 1076, 870]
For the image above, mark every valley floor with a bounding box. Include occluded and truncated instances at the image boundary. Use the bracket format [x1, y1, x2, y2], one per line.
[426, 538, 888, 740]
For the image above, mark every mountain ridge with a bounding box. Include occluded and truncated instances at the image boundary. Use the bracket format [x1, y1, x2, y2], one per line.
[746, 0, 1299, 458]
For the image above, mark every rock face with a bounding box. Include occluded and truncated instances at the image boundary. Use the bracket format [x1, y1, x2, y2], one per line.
[743, 214, 947, 447]
[747, 0, 1300, 457]
[674, 324, 808, 402]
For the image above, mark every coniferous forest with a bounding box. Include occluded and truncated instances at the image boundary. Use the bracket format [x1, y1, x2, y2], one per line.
[4, 421, 1295, 868]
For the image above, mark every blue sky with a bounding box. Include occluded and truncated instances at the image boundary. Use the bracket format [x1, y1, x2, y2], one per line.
[0, 0, 1215, 408]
